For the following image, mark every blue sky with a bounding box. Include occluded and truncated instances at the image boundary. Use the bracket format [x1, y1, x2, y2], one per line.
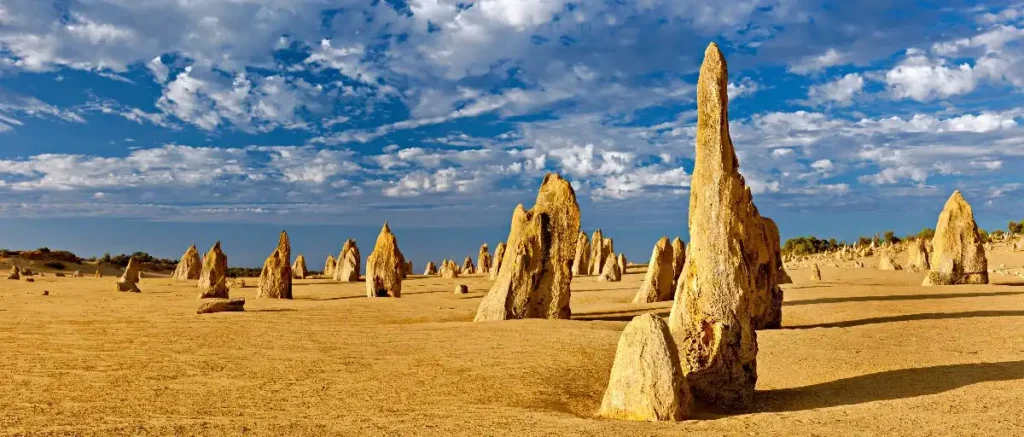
[0, 1, 1022, 267]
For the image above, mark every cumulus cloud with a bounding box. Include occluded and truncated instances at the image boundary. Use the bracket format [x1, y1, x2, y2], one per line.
[805, 73, 864, 106]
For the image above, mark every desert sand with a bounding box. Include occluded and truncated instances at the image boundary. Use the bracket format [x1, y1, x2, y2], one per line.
[1, 243, 1023, 436]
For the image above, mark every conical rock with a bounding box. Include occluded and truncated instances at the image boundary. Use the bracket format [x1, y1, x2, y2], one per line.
[598, 314, 691, 422]
[366, 222, 403, 297]
[923, 191, 988, 286]
[257, 231, 293, 299]
[198, 241, 229, 299]
[633, 237, 675, 303]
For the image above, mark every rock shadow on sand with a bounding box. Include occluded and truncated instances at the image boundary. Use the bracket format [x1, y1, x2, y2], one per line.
[788, 310, 1024, 330]
[758, 360, 1024, 412]
[785, 291, 1024, 307]
[572, 308, 672, 322]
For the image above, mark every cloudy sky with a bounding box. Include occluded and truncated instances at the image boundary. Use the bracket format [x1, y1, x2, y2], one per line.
[0, 0, 1022, 266]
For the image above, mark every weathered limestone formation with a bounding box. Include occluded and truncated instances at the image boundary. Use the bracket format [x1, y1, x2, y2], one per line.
[323, 254, 336, 278]
[440, 259, 459, 279]
[292, 254, 308, 279]
[198, 241, 229, 298]
[923, 191, 989, 286]
[603, 238, 615, 267]
[7, 266, 20, 280]
[763, 219, 792, 284]
[490, 242, 506, 280]
[589, 229, 605, 275]
[454, 284, 469, 294]
[257, 231, 293, 299]
[667, 43, 784, 411]
[633, 237, 675, 303]
[115, 258, 142, 293]
[1013, 236, 1024, 252]
[571, 231, 591, 276]
[477, 244, 492, 274]
[598, 253, 622, 282]
[811, 263, 822, 281]
[878, 249, 903, 271]
[617, 253, 627, 275]
[72, 270, 82, 278]
[172, 244, 202, 280]
[94, 270, 102, 278]
[598, 314, 691, 422]
[475, 173, 580, 321]
[671, 237, 686, 289]
[405, 260, 414, 277]
[365, 222, 403, 298]
[197, 298, 246, 314]
[334, 239, 361, 282]
[423, 261, 438, 275]
[462, 256, 475, 274]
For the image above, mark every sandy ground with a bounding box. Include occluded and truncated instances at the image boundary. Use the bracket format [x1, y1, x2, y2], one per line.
[2, 246, 1024, 436]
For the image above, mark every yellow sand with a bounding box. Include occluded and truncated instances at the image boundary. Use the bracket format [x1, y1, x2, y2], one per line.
[1, 245, 1023, 436]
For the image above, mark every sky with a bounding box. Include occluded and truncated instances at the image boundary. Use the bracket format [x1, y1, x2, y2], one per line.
[0, 0, 1022, 268]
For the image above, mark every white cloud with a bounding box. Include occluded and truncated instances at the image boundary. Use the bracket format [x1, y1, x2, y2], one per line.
[156, 66, 324, 132]
[789, 48, 846, 74]
[728, 78, 761, 100]
[806, 73, 864, 106]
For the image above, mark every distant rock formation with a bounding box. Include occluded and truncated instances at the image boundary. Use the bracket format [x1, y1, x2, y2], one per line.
[323, 254, 336, 278]
[475, 173, 580, 321]
[440, 259, 459, 279]
[878, 248, 903, 271]
[598, 253, 621, 282]
[490, 242, 506, 280]
[257, 231, 293, 299]
[811, 263, 822, 281]
[198, 241, 229, 299]
[423, 261, 438, 275]
[115, 257, 142, 293]
[633, 237, 675, 303]
[598, 314, 691, 421]
[923, 191, 988, 286]
[454, 284, 469, 294]
[334, 239, 361, 282]
[617, 253, 627, 275]
[462, 256, 475, 275]
[589, 229, 605, 275]
[365, 222, 403, 298]
[671, 237, 685, 290]
[292, 254, 308, 279]
[907, 238, 931, 272]
[571, 231, 590, 276]
[172, 244, 202, 280]
[477, 244, 492, 274]
[7, 266, 20, 280]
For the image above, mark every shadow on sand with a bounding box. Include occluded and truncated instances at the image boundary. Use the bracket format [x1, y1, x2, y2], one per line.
[758, 360, 1024, 412]
[787, 310, 1024, 330]
[572, 307, 671, 322]
[785, 291, 1024, 307]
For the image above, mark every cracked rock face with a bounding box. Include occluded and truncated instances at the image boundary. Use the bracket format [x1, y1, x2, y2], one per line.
[923, 191, 989, 286]
[667, 43, 783, 411]
[475, 173, 580, 321]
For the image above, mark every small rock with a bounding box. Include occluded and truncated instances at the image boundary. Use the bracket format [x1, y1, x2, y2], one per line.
[41, 290, 48, 295]
[454, 284, 469, 294]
